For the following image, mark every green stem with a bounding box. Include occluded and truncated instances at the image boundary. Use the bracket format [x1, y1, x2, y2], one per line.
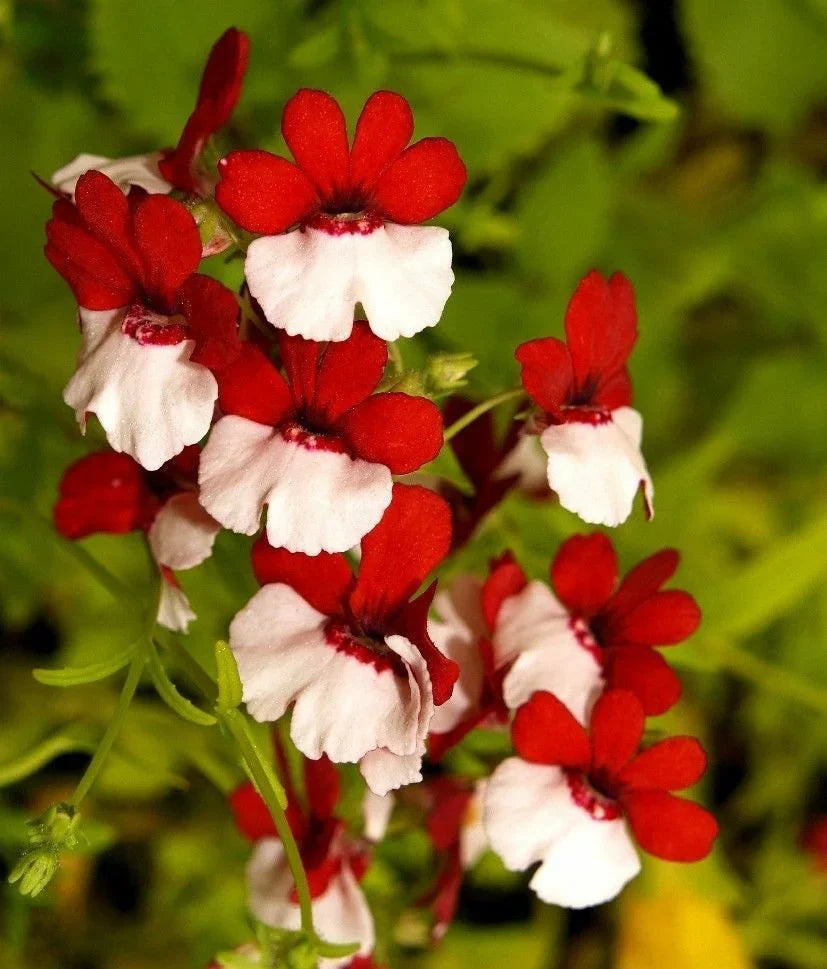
[221, 709, 315, 935]
[69, 647, 145, 807]
[443, 387, 524, 442]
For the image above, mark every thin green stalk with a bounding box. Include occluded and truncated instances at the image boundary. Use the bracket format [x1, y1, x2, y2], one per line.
[442, 387, 524, 442]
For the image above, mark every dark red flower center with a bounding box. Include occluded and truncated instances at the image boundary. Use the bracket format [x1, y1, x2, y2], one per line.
[561, 405, 613, 425]
[324, 619, 406, 677]
[279, 421, 349, 454]
[569, 616, 604, 663]
[121, 303, 190, 346]
[304, 209, 384, 236]
[565, 769, 622, 821]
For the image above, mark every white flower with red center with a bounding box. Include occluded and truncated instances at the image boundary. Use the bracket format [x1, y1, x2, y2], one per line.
[516, 269, 653, 527]
[484, 689, 719, 909]
[53, 447, 220, 631]
[230, 756, 377, 968]
[198, 324, 442, 555]
[45, 170, 242, 471]
[229, 484, 459, 796]
[51, 28, 249, 200]
[215, 88, 466, 343]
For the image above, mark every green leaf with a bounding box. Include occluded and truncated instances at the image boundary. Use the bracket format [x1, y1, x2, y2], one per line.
[33, 642, 137, 686]
[0, 724, 97, 788]
[147, 646, 217, 727]
[215, 639, 243, 710]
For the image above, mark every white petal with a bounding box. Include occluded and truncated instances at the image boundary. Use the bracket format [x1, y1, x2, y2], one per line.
[428, 576, 487, 735]
[362, 790, 394, 842]
[64, 308, 217, 471]
[539, 407, 654, 527]
[156, 576, 196, 632]
[247, 840, 374, 968]
[51, 152, 170, 197]
[484, 759, 640, 909]
[460, 779, 489, 870]
[148, 492, 220, 571]
[245, 224, 453, 343]
[491, 580, 568, 668]
[230, 587, 429, 772]
[494, 433, 550, 493]
[199, 415, 392, 555]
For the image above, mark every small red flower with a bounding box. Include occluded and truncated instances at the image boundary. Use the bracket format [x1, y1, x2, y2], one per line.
[551, 533, 701, 714]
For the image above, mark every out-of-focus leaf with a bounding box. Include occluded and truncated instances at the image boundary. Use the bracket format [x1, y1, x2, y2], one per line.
[33, 643, 137, 686]
[0, 724, 97, 787]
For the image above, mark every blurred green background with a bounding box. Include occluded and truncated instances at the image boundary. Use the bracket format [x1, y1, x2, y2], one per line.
[1, 1, 826, 967]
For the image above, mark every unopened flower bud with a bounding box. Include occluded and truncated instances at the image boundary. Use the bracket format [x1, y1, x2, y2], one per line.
[424, 351, 477, 393]
[8, 846, 59, 897]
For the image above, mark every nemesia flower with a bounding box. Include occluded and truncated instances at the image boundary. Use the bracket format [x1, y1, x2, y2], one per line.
[216, 89, 466, 342]
[52, 28, 249, 199]
[230, 756, 377, 968]
[54, 448, 220, 631]
[45, 170, 241, 470]
[199, 324, 442, 555]
[516, 270, 653, 527]
[229, 485, 459, 795]
[484, 690, 718, 908]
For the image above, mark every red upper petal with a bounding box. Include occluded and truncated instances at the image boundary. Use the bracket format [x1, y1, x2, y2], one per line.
[551, 533, 618, 617]
[511, 691, 591, 768]
[604, 646, 682, 716]
[132, 194, 202, 310]
[339, 393, 443, 474]
[349, 91, 414, 192]
[609, 549, 680, 618]
[619, 737, 708, 793]
[304, 755, 341, 821]
[216, 150, 318, 234]
[74, 171, 142, 279]
[45, 219, 137, 309]
[623, 790, 718, 862]
[278, 331, 321, 412]
[282, 89, 350, 201]
[564, 270, 637, 401]
[482, 551, 528, 631]
[373, 137, 467, 224]
[310, 322, 388, 422]
[216, 342, 293, 426]
[175, 273, 241, 370]
[515, 337, 574, 416]
[588, 689, 644, 778]
[54, 452, 155, 539]
[594, 366, 633, 410]
[229, 782, 277, 841]
[251, 534, 353, 617]
[394, 582, 459, 706]
[609, 590, 702, 647]
[350, 484, 452, 625]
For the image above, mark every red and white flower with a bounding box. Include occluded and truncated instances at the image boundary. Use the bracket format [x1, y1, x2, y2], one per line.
[199, 324, 442, 555]
[52, 28, 249, 200]
[516, 270, 653, 527]
[229, 485, 459, 796]
[54, 448, 220, 631]
[216, 89, 466, 343]
[485, 690, 718, 908]
[230, 755, 375, 968]
[46, 170, 241, 470]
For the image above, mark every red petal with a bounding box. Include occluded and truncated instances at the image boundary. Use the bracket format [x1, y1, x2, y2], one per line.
[74, 170, 142, 279]
[350, 484, 451, 624]
[482, 551, 528, 631]
[623, 790, 718, 862]
[511, 691, 591, 767]
[564, 270, 637, 401]
[609, 549, 680, 618]
[216, 342, 293, 426]
[281, 89, 349, 200]
[619, 737, 708, 793]
[594, 366, 633, 410]
[589, 689, 644, 777]
[229, 782, 277, 841]
[339, 393, 443, 474]
[373, 137, 466, 224]
[131, 195, 201, 309]
[304, 755, 341, 821]
[515, 337, 573, 416]
[349, 90, 414, 192]
[54, 452, 154, 539]
[311, 322, 388, 422]
[551, 533, 617, 616]
[251, 533, 353, 616]
[426, 779, 473, 850]
[393, 582, 459, 706]
[604, 646, 682, 716]
[216, 150, 318, 234]
[611, 590, 702, 646]
[278, 331, 321, 411]
[176, 273, 240, 370]
[197, 27, 250, 123]
[45, 220, 136, 309]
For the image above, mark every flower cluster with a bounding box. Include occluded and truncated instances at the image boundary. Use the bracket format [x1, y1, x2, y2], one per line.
[41, 25, 718, 965]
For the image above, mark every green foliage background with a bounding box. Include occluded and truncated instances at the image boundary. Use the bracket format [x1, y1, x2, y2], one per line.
[1, 1, 826, 967]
